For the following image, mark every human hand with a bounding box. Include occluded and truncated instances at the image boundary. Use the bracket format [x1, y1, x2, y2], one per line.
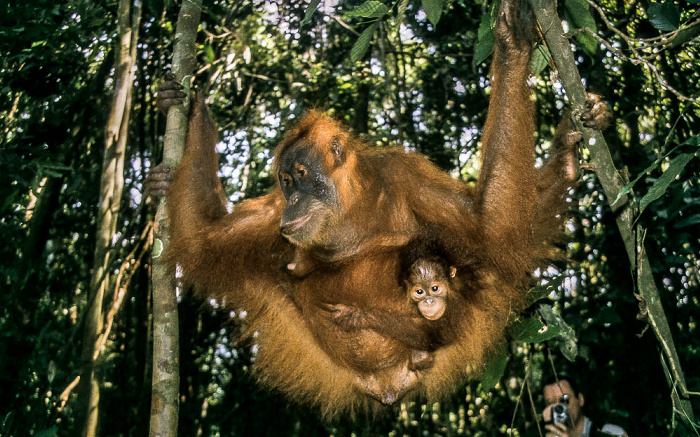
[544, 421, 571, 437]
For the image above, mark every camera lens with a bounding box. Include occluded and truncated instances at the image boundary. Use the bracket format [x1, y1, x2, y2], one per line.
[551, 402, 569, 425]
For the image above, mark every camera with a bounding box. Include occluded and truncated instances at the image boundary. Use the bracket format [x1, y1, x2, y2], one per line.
[551, 394, 570, 426]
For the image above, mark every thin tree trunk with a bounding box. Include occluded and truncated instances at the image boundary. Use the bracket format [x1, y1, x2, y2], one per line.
[77, 0, 142, 435]
[527, 0, 696, 428]
[149, 1, 202, 435]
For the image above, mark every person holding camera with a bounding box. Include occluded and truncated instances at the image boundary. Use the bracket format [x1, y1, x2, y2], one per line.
[543, 377, 627, 437]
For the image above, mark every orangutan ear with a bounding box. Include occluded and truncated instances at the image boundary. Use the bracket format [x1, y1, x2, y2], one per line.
[331, 137, 344, 166]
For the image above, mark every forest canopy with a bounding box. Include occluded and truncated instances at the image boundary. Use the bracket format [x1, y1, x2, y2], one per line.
[0, 0, 698, 436]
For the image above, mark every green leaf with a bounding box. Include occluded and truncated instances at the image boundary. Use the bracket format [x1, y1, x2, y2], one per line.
[611, 179, 637, 207]
[350, 22, 379, 62]
[43, 169, 64, 178]
[639, 153, 695, 214]
[204, 44, 215, 64]
[565, 0, 598, 55]
[344, 1, 389, 19]
[396, 0, 409, 28]
[39, 162, 72, 172]
[565, 0, 596, 29]
[527, 274, 565, 304]
[574, 31, 598, 55]
[301, 0, 322, 27]
[648, 2, 680, 31]
[480, 342, 508, 392]
[530, 44, 552, 75]
[511, 317, 562, 343]
[474, 11, 495, 66]
[610, 143, 690, 207]
[0, 191, 18, 212]
[2, 412, 14, 433]
[538, 304, 578, 361]
[674, 214, 700, 228]
[33, 428, 59, 437]
[422, 0, 445, 27]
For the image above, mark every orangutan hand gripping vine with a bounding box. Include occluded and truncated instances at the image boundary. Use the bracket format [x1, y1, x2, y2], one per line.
[147, 0, 610, 416]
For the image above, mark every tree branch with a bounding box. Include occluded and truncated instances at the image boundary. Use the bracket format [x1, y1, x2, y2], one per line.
[150, 0, 202, 435]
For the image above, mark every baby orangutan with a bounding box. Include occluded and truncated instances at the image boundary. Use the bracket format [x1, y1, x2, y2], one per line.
[325, 239, 475, 371]
[406, 258, 458, 321]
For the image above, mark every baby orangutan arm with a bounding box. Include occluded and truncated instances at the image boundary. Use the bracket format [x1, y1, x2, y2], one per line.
[323, 303, 435, 351]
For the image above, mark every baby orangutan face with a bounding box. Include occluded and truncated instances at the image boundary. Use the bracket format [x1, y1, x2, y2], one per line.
[407, 259, 456, 321]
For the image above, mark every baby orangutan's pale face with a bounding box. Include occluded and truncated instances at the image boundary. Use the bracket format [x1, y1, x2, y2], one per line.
[407, 260, 455, 320]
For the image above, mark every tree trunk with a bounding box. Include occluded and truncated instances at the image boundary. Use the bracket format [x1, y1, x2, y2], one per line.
[527, 0, 696, 427]
[149, 1, 202, 435]
[77, 0, 142, 435]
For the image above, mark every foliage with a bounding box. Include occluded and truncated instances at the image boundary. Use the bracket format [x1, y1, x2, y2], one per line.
[0, 0, 698, 435]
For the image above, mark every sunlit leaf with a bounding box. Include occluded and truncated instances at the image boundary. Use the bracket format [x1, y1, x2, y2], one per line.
[396, 0, 409, 28]
[648, 2, 680, 31]
[611, 179, 636, 207]
[610, 142, 694, 207]
[350, 22, 379, 62]
[538, 304, 578, 361]
[530, 44, 552, 75]
[639, 153, 695, 214]
[48, 361, 57, 384]
[527, 274, 565, 304]
[301, 0, 322, 27]
[511, 317, 562, 343]
[344, 1, 388, 19]
[204, 44, 215, 64]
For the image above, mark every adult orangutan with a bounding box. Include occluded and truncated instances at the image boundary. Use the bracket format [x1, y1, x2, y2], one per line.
[148, 0, 610, 416]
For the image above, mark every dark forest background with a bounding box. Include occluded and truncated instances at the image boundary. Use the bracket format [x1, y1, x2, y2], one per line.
[1, 0, 698, 435]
